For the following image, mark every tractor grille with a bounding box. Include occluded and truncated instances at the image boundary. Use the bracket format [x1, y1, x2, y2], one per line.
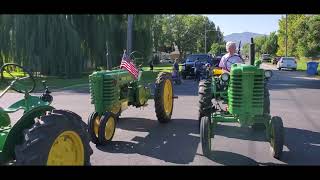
[89, 73, 117, 112]
[102, 77, 117, 105]
[228, 68, 264, 116]
[89, 77, 95, 104]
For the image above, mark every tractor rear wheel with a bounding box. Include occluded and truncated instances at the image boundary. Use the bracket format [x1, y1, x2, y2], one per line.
[98, 112, 117, 145]
[269, 116, 284, 160]
[15, 109, 92, 165]
[87, 112, 100, 144]
[200, 116, 212, 157]
[154, 72, 174, 123]
[198, 79, 213, 128]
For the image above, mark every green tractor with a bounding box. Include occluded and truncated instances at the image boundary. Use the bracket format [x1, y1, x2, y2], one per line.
[0, 63, 92, 165]
[198, 39, 284, 159]
[87, 52, 176, 145]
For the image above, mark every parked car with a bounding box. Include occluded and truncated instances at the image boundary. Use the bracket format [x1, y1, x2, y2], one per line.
[277, 57, 297, 71]
[181, 54, 214, 79]
[262, 54, 271, 62]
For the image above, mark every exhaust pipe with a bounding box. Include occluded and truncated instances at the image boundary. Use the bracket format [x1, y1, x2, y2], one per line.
[249, 38, 255, 66]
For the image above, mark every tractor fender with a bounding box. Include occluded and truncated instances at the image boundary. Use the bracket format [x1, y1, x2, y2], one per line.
[1, 105, 54, 161]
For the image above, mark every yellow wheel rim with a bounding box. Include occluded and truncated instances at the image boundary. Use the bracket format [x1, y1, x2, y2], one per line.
[47, 131, 84, 165]
[105, 116, 115, 140]
[93, 115, 100, 138]
[163, 79, 173, 116]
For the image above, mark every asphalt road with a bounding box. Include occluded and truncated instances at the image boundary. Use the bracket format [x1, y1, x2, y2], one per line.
[2, 63, 320, 165]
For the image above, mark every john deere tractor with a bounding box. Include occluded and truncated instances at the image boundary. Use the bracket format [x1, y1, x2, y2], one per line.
[198, 38, 284, 159]
[0, 63, 92, 165]
[88, 52, 175, 145]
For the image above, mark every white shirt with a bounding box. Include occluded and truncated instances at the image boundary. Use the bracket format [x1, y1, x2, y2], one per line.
[219, 53, 243, 71]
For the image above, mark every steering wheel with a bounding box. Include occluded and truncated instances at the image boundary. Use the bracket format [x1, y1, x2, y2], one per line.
[0, 63, 35, 93]
[224, 54, 244, 72]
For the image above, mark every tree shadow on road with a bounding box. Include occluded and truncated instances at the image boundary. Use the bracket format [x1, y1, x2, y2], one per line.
[213, 124, 320, 165]
[281, 127, 320, 165]
[214, 124, 267, 141]
[204, 151, 281, 166]
[96, 118, 200, 164]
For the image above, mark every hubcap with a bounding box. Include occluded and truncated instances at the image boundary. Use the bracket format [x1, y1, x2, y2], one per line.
[163, 79, 173, 116]
[93, 115, 100, 138]
[105, 116, 115, 140]
[47, 131, 84, 165]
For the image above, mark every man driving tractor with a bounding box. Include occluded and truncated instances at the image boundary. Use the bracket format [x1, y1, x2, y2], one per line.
[219, 41, 244, 72]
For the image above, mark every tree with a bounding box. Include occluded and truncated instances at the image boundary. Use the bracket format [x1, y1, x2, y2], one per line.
[242, 43, 250, 57]
[0, 15, 154, 77]
[152, 15, 224, 60]
[277, 15, 308, 57]
[254, 35, 267, 57]
[209, 43, 225, 55]
[260, 32, 278, 56]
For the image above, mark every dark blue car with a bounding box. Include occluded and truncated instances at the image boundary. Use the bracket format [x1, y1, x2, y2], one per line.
[181, 54, 216, 79]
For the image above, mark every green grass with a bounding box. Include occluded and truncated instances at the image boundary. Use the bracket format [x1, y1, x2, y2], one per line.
[0, 76, 89, 92]
[0, 64, 179, 93]
[2, 71, 26, 78]
[297, 58, 320, 72]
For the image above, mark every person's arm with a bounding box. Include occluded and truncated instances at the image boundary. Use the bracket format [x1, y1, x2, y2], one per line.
[219, 56, 225, 68]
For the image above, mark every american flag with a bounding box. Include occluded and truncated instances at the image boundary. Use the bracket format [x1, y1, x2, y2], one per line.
[120, 51, 139, 79]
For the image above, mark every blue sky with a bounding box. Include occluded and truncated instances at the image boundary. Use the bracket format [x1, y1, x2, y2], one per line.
[205, 15, 284, 36]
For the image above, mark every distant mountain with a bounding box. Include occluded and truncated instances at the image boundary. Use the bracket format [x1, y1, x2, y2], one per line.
[224, 32, 265, 47]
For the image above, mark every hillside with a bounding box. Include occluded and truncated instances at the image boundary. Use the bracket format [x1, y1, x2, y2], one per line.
[224, 32, 265, 47]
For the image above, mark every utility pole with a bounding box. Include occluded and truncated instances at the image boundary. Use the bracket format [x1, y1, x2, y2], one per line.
[285, 14, 288, 57]
[127, 15, 133, 54]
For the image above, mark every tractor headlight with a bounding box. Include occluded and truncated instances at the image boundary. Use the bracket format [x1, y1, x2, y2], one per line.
[264, 70, 273, 78]
[220, 73, 230, 82]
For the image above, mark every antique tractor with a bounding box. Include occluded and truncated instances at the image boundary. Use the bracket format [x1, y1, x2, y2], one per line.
[87, 54, 175, 145]
[0, 63, 92, 165]
[198, 39, 284, 159]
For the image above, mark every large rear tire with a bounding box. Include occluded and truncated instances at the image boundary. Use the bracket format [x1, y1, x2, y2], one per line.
[154, 72, 174, 123]
[15, 110, 92, 165]
[198, 79, 213, 128]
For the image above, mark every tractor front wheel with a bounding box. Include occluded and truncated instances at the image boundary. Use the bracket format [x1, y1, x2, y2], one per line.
[154, 72, 174, 123]
[269, 116, 284, 159]
[200, 116, 212, 157]
[15, 110, 92, 165]
[98, 112, 117, 145]
[87, 112, 100, 144]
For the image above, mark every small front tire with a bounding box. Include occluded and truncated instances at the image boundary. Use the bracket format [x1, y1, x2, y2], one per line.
[98, 112, 117, 145]
[269, 116, 284, 159]
[200, 116, 212, 157]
